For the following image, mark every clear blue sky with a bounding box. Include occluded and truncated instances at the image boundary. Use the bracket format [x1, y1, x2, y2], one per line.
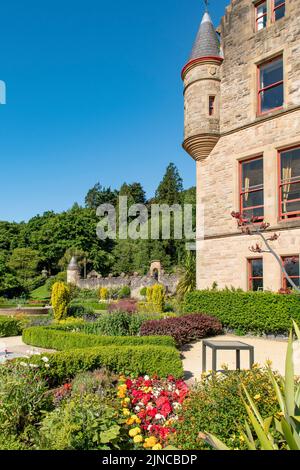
[0, 0, 228, 222]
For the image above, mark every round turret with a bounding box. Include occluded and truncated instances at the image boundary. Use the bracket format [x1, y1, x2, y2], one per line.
[182, 11, 223, 161]
[67, 256, 80, 285]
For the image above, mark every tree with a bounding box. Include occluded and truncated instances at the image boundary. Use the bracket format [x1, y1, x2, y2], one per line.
[176, 252, 196, 300]
[85, 183, 118, 209]
[7, 248, 40, 286]
[119, 182, 146, 205]
[231, 212, 300, 294]
[51, 281, 71, 321]
[155, 163, 183, 205]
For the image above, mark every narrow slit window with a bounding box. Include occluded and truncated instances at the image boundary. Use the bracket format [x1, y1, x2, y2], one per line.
[209, 96, 215, 116]
[273, 0, 285, 22]
[258, 56, 284, 114]
[256, 1, 267, 31]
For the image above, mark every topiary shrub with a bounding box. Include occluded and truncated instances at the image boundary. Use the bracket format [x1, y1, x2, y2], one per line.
[51, 282, 71, 321]
[183, 290, 300, 334]
[140, 314, 222, 346]
[172, 367, 280, 450]
[118, 286, 131, 299]
[140, 287, 147, 297]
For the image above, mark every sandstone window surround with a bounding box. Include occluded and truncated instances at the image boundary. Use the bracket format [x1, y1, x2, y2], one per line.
[240, 156, 264, 221]
[281, 255, 300, 290]
[258, 55, 284, 115]
[279, 146, 300, 220]
[248, 258, 264, 291]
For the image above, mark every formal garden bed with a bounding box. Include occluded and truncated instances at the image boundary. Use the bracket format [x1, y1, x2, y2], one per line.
[1, 282, 300, 450]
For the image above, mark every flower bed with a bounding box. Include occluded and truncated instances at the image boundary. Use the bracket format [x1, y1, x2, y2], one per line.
[118, 375, 189, 450]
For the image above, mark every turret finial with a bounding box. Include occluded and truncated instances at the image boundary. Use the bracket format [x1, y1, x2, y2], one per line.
[203, 0, 209, 12]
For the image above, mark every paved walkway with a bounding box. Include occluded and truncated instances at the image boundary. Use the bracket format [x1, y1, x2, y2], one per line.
[0, 336, 54, 360]
[182, 334, 300, 383]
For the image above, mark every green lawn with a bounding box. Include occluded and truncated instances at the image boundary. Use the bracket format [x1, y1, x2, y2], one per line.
[30, 283, 50, 301]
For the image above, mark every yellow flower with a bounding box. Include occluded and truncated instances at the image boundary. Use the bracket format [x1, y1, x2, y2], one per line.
[144, 436, 157, 449]
[239, 435, 245, 442]
[126, 418, 135, 426]
[254, 394, 261, 401]
[129, 427, 141, 438]
[123, 409, 130, 416]
[133, 435, 143, 444]
[152, 444, 162, 450]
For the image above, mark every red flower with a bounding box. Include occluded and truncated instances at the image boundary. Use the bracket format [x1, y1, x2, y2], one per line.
[161, 402, 172, 417]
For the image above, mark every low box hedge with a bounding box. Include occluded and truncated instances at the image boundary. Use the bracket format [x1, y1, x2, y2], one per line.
[19, 345, 183, 384]
[0, 317, 23, 338]
[22, 327, 176, 350]
[183, 290, 300, 334]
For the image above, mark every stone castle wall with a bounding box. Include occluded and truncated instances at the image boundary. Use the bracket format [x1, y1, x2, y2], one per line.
[75, 274, 180, 299]
[195, 0, 300, 291]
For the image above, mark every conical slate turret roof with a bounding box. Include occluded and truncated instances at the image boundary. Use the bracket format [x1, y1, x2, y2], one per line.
[68, 256, 79, 270]
[189, 11, 222, 60]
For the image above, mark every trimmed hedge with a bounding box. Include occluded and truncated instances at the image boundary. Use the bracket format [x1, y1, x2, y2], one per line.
[22, 327, 176, 350]
[0, 317, 22, 338]
[183, 290, 300, 334]
[19, 344, 183, 385]
[140, 314, 222, 346]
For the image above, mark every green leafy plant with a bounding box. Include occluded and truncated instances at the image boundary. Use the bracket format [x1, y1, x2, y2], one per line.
[176, 252, 196, 300]
[173, 366, 280, 450]
[184, 290, 300, 334]
[203, 321, 300, 450]
[0, 316, 23, 337]
[38, 393, 127, 450]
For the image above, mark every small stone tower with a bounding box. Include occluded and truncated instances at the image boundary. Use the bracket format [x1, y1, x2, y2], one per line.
[182, 10, 223, 161]
[67, 256, 80, 285]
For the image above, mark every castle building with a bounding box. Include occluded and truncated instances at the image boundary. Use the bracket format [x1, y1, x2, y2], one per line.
[182, 0, 300, 292]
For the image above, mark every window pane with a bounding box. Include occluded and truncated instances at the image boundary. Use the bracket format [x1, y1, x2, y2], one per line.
[252, 259, 263, 277]
[284, 258, 300, 278]
[274, 1, 285, 21]
[281, 148, 300, 182]
[260, 83, 283, 112]
[242, 158, 263, 190]
[252, 278, 263, 291]
[260, 58, 283, 89]
[256, 2, 267, 30]
[242, 190, 264, 209]
[243, 206, 264, 218]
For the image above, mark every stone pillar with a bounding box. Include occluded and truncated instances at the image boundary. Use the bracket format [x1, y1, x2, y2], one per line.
[67, 256, 80, 285]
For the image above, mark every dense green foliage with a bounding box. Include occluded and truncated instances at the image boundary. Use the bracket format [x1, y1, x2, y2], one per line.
[0, 316, 23, 337]
[184, 290, 300, 334]
[0, 362, 51, 436]
[39, 393, 127, 450]
[22, 327, 175, 349]
[173, 368, 280, 450]
[0, 164, 196, 298]
[20, 345, 183, 384]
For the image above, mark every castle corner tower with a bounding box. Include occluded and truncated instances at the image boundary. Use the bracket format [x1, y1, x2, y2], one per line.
[182, 10, 223, 161]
